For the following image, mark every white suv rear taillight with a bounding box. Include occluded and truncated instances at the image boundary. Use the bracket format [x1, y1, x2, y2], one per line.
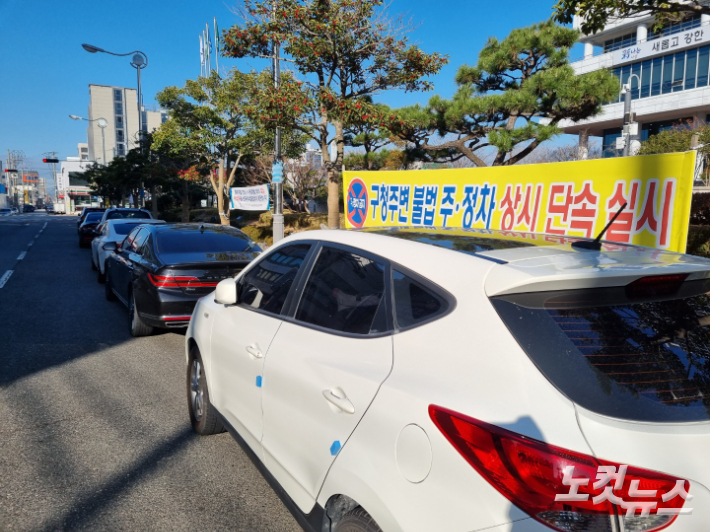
[429, 405, 689, 532]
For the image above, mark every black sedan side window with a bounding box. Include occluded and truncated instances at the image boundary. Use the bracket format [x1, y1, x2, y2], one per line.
[295, 246, 386, 335]
[130, 229, 149, 253]
[121, 228, 141, 251]
[237, 244, 311, 316]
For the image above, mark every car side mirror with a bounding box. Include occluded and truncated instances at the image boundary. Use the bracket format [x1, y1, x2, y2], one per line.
[215, 279, 238, 305]
[103, 242, 117, 251]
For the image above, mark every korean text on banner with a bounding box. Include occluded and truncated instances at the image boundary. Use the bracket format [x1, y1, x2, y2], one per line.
[229, 184, 270, 211]
[343, 152, 697, 253]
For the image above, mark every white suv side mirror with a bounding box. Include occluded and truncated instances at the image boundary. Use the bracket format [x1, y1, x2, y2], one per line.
[215, 279, 238, 305]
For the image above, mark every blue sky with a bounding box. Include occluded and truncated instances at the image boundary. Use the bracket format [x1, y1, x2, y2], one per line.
[0, 0, 572, 186]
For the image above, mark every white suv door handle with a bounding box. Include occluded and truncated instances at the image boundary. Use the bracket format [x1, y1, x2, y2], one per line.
[245, 343, 264, 359]
[322, 387, 355, 414]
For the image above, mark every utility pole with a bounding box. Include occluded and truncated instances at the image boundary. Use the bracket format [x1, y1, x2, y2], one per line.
[621, 77, 640, 157]
[271, 1, 284, 244]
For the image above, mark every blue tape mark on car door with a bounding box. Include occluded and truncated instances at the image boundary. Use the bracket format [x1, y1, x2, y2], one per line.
[256, 376, 262, 387]
[330, 440, 341, 456]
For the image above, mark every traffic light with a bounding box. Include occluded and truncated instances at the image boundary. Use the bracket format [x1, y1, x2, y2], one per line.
[4, 168, 17, 172]
[43, 158, 59, 163]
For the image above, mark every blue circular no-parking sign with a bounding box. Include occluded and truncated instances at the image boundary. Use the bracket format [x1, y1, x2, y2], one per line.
[346, 178, 369, 228]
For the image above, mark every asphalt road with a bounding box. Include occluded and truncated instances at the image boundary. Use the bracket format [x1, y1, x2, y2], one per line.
[0, 213, 301, 531]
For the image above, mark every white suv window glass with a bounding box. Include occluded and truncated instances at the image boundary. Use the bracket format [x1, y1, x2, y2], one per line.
[393, 270, 449, 329]
[296, 247, 385, 335]
[238, 244, 311, 315]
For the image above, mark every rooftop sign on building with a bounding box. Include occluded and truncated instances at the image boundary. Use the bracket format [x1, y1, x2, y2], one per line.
[614, 27, 709, 65]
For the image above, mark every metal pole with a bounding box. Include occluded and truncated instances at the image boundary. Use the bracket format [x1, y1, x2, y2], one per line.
[622, 84, 632, 157]
[135, 63, 145, 208]
[101, 126, 107, 166]
[272, 2, 284, 243]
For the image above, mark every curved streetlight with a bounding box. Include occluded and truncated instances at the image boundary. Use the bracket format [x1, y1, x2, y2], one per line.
[83, 43, 148, 206]
[70, 115, 108, 166]
[81, 43, 148, 138]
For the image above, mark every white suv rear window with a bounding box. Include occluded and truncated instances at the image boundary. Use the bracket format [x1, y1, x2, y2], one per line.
[493, 279, 710, 422]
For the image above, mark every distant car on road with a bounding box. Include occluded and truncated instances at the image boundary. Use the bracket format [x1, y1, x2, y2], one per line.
[22, 205, 35, 213]
[105, 223, 260, 336]
[77, 212, 106, 248]
[11, 207, 19, 215]
[91, 219, 166, 283]
[97, 208, 152, 226]
[77, 207, 106, 227]
[0, 208, 12, 217]
[185, 228, 709, 532]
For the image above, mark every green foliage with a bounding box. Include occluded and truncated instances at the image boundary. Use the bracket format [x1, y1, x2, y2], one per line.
[553, 0, 709, 35]
[391, 20, 619, 167]
[638, 125, 710, 157]
[343, 149, 402, 171]
[221, 0, 447, 227]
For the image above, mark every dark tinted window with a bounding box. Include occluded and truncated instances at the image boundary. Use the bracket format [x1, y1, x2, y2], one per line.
[157, 228, 255, 254]
[130, 228, 149, 253]
[492, 280, 710, 422]
[393, 270, 449, 329]
[296, 247, 385, 335]
[238, 244, 311, 315]
[121, 228, 141, 251]
[114, 223, 144, 235]
[107, 210, 151, 220]
[84, 212, 103, 223]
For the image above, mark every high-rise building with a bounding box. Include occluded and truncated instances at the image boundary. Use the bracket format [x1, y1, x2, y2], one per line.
[561, 13, 710, 157]
[87, 84, 139, 165]
[143, 107, 169, 134]
[77, 143, 89, 161]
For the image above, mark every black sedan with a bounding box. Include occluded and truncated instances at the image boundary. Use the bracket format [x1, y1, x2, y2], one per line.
[77, 207, 106, 227]
[78, 211, 105, 247]
[104, 223, 261, 336]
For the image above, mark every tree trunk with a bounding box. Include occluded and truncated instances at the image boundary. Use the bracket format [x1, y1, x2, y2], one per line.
[151, 183, 158, 217]
[218, 160, 229, 226]
[181, 180, 190, 222]
[326, 121, 344, 229]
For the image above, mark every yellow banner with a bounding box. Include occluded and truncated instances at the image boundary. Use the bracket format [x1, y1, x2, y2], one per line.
[343, 152, 697, 252]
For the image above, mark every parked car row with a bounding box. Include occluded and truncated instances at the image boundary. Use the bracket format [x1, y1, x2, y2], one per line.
[78, 212, 710, 531]
[79, 208, 261, 337]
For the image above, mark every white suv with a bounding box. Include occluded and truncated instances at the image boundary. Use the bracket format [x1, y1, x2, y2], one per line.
[186, 228, 710, 532]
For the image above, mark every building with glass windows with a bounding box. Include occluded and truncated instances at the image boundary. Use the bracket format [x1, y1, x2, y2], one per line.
[87, 84, 140, 165]
[560, 13, 710, 157]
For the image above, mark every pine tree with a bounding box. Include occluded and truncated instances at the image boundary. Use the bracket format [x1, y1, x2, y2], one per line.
[391, 21, 619, 167]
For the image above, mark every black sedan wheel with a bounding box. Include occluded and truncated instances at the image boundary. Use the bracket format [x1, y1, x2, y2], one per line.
[104, 267, 116, 301]
[129, 291, 153, 337]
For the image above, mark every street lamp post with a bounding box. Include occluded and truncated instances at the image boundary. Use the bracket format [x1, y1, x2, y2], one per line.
[70, 115, 108, 166]
[81, 44, 148, 155]
[83, 43, 149, 208]
[621, 74, 641, 157]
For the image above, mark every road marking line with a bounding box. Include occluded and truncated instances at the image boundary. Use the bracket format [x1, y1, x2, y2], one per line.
[17, 251, 26, 261]
[27, 242, 33, 247]
[0, 270, 13, 289]
[42, 222, 47, 229]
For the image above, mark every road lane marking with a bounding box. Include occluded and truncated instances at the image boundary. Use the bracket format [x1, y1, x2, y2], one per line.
[27, 242, 33, 247]
[17, 252, 26, 261]
[42, 222, 47, 229]
[0, 270, 13, 289]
